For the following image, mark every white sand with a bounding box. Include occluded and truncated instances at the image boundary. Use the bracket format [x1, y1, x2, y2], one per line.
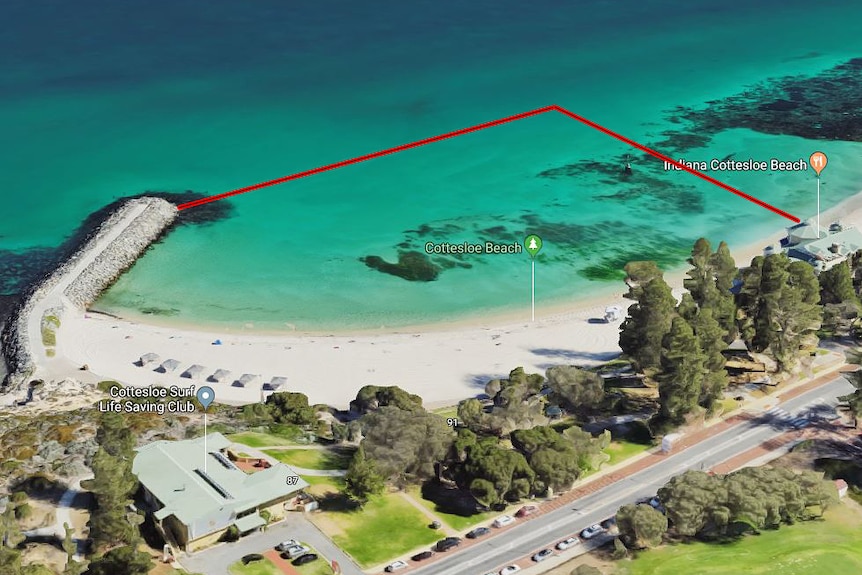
[49, 194, 862, 409]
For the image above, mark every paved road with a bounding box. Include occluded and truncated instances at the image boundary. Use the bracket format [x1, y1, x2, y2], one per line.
[180, 512, 364, 575]
[412, 376, 853, 575]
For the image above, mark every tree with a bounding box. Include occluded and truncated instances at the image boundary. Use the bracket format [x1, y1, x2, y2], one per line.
[359, 406, 454, 483]
[545, 365, 604, 412]
[840, 367, 862, 428]
[95, 412, 135, 458]
[265, 392, 316, 426]
[691, 307, 729, 408]
[344, 447, 385, 504]
[819, 260, 858, 306]
[657, 317, 705, 423]
[463, 439, 535, 505]
[84, 545, 152, 575]
[616, 503, 668, 548]
[620, 275, 677, 371]
[683, 238, 714, 306]
[86, 448, 141, 548]
[351, 385, 423, 414]
[737, 254, 821, 371]
[457, 398, 489, 433]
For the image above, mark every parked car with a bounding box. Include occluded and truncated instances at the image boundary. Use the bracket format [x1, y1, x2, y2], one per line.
[531, 549, 553, 562]
[580, 524, 605, 539]
[411, 551, 434, 562]
[466, 526, 491, 539]
[436, 537, 461, 552]
[241, 554, 264, 565]
[384, 560, 408, 572]
[499, 566, 521, 575]
[492, 515, 515, 528]
[275, 539, 298, 552]
[292, 553, 318, 566]
[515, 505, 538, 518]
[556, 537, 579, 551]
[281, 545, 310, 559]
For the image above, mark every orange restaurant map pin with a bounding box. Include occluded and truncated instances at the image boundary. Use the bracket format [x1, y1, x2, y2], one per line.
[809, 151, 828, 176]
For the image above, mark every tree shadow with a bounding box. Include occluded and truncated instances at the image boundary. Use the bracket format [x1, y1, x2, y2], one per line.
[530, 348, 620, 362]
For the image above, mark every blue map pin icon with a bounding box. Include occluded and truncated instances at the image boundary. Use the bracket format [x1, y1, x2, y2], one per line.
[196, 386, 215, 410]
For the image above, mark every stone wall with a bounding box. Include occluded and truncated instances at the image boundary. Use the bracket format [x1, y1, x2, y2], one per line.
[1, 197, 178, 389]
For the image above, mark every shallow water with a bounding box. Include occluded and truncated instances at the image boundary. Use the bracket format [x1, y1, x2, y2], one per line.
[3, 0, 862, 329]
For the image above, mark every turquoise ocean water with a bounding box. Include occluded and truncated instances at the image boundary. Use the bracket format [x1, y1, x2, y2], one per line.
[2, 1, 862, 330]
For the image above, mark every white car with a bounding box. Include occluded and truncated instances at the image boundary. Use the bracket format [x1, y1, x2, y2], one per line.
[556, 537, 579, 550]
[492, 515, 515, 528]
[384, 560, 408, 572]
[499, 566, 521, 575]
[580, 524, 605, 539]
[282, 544, 310, 559]
[275, 539, 298, 552]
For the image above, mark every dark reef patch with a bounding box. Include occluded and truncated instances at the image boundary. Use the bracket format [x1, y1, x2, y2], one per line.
[360, 251, 441, 282]
[656, 57, 862, 153]
[536, 156, 705, 214]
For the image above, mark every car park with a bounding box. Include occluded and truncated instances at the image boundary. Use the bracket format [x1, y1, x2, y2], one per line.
[275, 539, 299, 552]
[556, 537, 579, 551]
[466, 526, 491, 539]
[580, 524, 606, 539]
[499, 566, 521, 575]
[384, 560, 408, 572]
[411, 550, 434, 561]
[515, 505, 538, 518]
[531, 549, 553, 562]
[281, 544, 310, 559]
[492, 515, 515, 528]
[292, 553, 318, 566]
[436, 537, 461, 551]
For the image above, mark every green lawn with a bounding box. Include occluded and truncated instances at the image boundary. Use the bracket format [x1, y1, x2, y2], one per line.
[616, 504, 862, 575]
[228, 559, 282, 575]
[328, 493, 439, 567]
[432, 406, 459, 420]
[604, 440, 652, 467]
[406, 486, 497, 531]
[294, 557, 334, 575]
[264, 448, 352, 470]
[227, 431, 299, 448]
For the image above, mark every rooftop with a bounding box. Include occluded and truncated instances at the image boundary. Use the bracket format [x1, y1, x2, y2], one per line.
[132, 432, 308, 527]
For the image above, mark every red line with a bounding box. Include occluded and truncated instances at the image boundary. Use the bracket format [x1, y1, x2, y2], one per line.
[177, 105, 800, 223]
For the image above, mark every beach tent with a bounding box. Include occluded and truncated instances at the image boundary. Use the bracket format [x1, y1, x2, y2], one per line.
[212, 339, 223, 345]
[181, 364, 206, 379]
[156, 359, 181, 373]
[138, 352, 160, 367]
[263, 376, 288, 391]
[234, 374, 262, 388]
[208, 369, 232, 384]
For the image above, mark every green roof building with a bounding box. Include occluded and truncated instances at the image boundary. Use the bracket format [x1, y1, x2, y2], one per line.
[132, 432, 308, 550]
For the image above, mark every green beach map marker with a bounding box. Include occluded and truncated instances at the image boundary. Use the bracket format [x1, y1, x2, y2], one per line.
[525, 234, 543, 258]
[525, 234, 543, 321]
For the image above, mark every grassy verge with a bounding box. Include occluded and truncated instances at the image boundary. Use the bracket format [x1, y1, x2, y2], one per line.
[327, 493, 439, 567]
[604, 440, 652, 467]
[228, 430, 301, 448]
[264, 447, 352, 470]
[406, 486, 496, 531]
[616, 503, 862, 575]
[432, 406, 459, 420]
[228, 559, 282, 575]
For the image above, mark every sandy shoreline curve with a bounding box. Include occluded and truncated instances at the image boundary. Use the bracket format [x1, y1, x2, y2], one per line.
[44, 192, 862, 408]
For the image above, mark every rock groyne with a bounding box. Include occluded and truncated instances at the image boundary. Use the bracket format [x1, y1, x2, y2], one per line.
[1, 197, 178, 390]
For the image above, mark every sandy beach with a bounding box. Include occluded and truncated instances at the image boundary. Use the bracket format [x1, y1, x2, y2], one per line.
[43, 193, 862, 409]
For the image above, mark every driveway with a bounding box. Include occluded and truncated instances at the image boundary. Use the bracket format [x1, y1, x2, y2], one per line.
[179, 512, 363, 575]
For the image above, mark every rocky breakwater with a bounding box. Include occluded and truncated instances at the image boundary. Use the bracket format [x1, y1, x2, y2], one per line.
[1, 197, 178, 391]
